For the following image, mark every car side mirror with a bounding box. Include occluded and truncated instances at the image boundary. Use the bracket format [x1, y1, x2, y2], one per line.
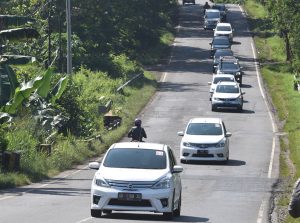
[225, 132, 232, 137]
[209, 43, 212, 45]
[89, 161, 101, 170]
[177, 131, 184, 136]
[242, 92, 245, 95]
[172, 165, 183, 173]
[208, 82, 212, 85]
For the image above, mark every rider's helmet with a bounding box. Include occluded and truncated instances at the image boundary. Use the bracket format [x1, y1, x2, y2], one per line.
[134, 118, 142, 126]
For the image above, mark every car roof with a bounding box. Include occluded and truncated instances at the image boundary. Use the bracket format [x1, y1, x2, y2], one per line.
[214, 35, 229, 40]
[220, 56, 238, 61]
[206, 9, 220, 13]
[216, 81, 239, 86]
[111, 142, 166, 151]
[213, 74, 235, 79]
[216, 23, 231, 27]
[189, 117, 222, 124]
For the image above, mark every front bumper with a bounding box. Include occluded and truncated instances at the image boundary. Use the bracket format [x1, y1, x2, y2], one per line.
[212, 99, 242, 109]
[180, 146, 227, 161]
[91, 186, 174, 213]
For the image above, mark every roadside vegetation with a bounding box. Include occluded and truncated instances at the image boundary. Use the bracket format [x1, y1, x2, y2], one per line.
[0, 1, 178, 189]
[214, 0, 300, 222]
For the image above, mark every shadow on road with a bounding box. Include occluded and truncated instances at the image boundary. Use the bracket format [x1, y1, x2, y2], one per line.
[102, 212, 210, 222]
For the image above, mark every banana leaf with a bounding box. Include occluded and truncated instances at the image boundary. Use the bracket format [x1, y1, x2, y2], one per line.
[50, 76, 69, 104]
[3, 63, 19, 97]
[36, 69, 53, 98]
[3, 69, 53, 114]
[0, 28, 39, 41]
[0, 15, 35, 27]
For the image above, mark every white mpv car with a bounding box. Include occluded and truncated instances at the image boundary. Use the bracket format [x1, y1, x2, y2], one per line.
[178, 118, 231, 163]
[89, 142, 183, 219]
[214, 22, 233, 42]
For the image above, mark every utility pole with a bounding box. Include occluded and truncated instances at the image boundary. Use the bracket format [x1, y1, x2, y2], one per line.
[66, 0, 72, 74]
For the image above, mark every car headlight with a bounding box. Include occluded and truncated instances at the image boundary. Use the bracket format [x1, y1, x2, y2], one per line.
[183, 142, 192, 147]
[216, 139, 226, 148]
[95, 178, 110, 187]
[152, 177, 172, 189]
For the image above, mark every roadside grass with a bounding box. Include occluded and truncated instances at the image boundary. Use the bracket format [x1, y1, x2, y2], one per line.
[243, 0, 300, 222]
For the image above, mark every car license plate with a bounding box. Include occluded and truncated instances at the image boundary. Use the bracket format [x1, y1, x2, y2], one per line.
[118, 193, 142, 201]
[197, 150, 208, 154]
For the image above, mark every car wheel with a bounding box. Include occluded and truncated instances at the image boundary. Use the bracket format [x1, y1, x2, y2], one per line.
[238, 106, 243, 112]
[163, 194, 174, 220]
[91, 209, 102, 218]
[103, 210, 112, 214]
[173, 193, 181, 217]
[211, 105, 216, 111]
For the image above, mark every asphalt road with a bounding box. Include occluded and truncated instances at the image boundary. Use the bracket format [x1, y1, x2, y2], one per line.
[0, 1, 279, 223]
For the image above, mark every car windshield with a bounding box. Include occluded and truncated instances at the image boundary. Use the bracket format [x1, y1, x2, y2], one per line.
[217, 26, 231, 31]
[214, 50, 233, 58]
[206, 12, 220, 19]
[212, 5, 225, 11]
[220, 62, 239, 70]
[213, 76, 234, 84]
[186, 123, 223, 135]
[216, 85, 240, 93]
[103, 148, 167, 169]
[213, 38, 229, 45]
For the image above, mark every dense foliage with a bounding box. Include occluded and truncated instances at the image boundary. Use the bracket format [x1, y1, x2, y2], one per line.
[1, 0, 178, 74]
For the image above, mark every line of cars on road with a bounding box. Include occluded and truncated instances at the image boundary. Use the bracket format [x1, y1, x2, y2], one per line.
[205, 4, 246, 112]
[87, 2, 237, 220]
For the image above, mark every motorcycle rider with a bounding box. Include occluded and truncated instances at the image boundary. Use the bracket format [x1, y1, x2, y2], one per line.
[203, 1, 211, 11]
[128, 118, 147, 142]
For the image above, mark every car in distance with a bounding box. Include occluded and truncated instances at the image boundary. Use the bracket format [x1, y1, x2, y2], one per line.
[211, 81, 245, 112]
[178, 117, 231, 163]
[89, 142, 183, 219]
[214, 22, 233, 42]
[216, 56, 243, 84]
[183, 0, 195, 5]
[213, 49, 234, 73]
[210, 36, 231, 58]
[204, 9, 221, 30]
[208, 74, 236, 99]
[212, 4, 227, 21]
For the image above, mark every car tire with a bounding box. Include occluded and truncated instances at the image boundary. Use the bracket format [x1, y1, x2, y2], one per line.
[103, 210, 112, 214]
[238, 106, 243, 112]
[211, 105, 217, 111]
[91, 209, 102, 218]
[173, 193, 181, 217]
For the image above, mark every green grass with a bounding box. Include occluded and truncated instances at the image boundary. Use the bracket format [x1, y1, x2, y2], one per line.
[243, 1, 300, 222]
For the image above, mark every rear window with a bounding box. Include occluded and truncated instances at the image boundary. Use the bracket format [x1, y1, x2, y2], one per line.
[217, 26, 231, 31]
[186, 123, 223, 135]
[206, 11, 220, 19]
[213, 76, 234, 84]
[103, 148, 167, 169]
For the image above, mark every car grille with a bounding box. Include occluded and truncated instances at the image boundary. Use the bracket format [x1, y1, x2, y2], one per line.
[108, 199, 152, 207]
[219, 98, 237, 102]
[192, 154, 214, 158]
[106, 180, 155, 189]
[189, 143, 218, 148]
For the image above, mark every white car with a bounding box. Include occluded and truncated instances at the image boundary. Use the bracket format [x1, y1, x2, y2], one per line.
[208, 74, 236, 99]
[214, 23, 233, 42]
[178, 118, 231, 163]
[211, 81, 245, 111]
[89, 142, 183, 219]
